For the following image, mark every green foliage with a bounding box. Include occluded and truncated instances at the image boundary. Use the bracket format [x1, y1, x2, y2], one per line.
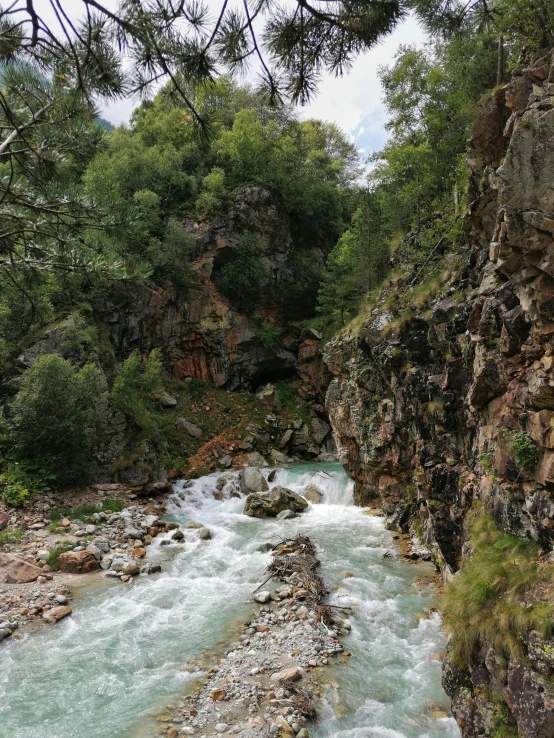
[478, 451, 497, 479]
[0, 474, 30, 508]
[252, 315, 282, 348]
[5, 355, 107, 486]
[441, 514, 554, 665]
[58, 312, 98, 364]
[45, 543, 75, 571]
[195, 168, 227, 219]
[213, 233, 269, 313]
[111, 350, 163, 430]
[317, 194, 389, 337]
[506, 431, 540, 471]
[0, 530, 24, 546]
[48, 498, 123, 524]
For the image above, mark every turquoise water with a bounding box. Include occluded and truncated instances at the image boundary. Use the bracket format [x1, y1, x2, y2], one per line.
[0, 464, 459, 738]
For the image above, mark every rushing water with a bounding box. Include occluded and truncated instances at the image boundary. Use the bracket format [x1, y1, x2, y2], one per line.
[0, 463, 460, 738]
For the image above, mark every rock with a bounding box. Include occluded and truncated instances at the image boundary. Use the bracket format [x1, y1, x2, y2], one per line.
[278, 429, 293, 448]
[310, 418, 330, 444]
[0, 513, 9, 531]
[122, 561, 140, 576]
[276, 509, 298, 520]
[254, 591, 272, 604]
[257, 543, 274, 553]
[303, 486, 323, 504]
[239, 467, 269, 495]
[133, 547, 146, 558]
[297, 730, 309, 738]
[243, 486, 308, 518]
[210, 689, 225, 701]
[246, 451, 268, 467]
[270, 666, 302, 684]
[43, 605, 72, 623]
[86, 544, 103, 561]
[85, 524, 96, 534]
[154, 390, 178, 407]
[197, 528, 212, 540]
[58, 551, 101, 574]
[171, 529, 185, 541]
[123, 526, 143, 540]
[0, 552, 42, 583]
[256, 383, 282, 412]
[215, 724, 229, 734]
[144, 514, 160, 528]
[176, 417, 203, 437]
[55, 594, 69, 605]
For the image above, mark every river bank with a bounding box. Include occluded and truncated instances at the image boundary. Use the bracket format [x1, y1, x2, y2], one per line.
[0, 464, 459, 738]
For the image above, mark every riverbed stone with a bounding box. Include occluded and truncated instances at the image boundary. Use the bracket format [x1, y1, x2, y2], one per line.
[43, 605, 72, 623]
[0, 552, 42, 583]
[239, 467, 268, 495]
[243, 487, 308, 518]
[58, 550, 100, 574]
[253, 591, 272, 604]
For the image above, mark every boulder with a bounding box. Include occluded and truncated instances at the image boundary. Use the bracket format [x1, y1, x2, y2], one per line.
[254, 590, 272, 604]
[57, 550, 101, 574]
[198, 527, 212, 540]
[239, 467, 269, 495]
[176, 417, 203, 437]
[243, 486, 308, 518]
[43, 605, 72, 624]
[303, 486, 323, 504]
[153, 390, 178, 407]
[277, 509, 298, 520]
[310, 418, 330, 444]
[0, 552, 42, 583]
[122, 561, 140, 576]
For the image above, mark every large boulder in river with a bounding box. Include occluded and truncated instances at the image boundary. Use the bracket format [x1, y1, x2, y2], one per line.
[58, 550, 101, 574]
[0, 552, 42, 583]
[243, 486, 308, 518]
[239, 467, 269, 495]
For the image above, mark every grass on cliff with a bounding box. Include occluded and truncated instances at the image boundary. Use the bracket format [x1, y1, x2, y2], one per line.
[441, 513, 554, 665]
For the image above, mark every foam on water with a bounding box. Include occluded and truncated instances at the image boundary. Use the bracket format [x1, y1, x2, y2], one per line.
[0, 463, 460, 738]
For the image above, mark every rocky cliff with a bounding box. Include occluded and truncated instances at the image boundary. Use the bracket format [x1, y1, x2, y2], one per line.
[98, 184, 329, 401]
[324, 49, 554, 737]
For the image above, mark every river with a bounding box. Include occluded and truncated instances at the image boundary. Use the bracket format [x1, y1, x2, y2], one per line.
[0, 463, 460, 738]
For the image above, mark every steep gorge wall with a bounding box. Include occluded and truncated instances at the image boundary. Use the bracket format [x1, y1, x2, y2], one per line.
[98, 184, 328, 401]
[324, 50, 554, 737]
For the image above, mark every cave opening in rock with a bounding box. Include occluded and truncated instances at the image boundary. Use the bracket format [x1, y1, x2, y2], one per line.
[253, 366, 297, 391]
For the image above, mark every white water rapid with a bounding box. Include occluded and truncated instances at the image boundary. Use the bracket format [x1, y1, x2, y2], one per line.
[0, 463, 460, 738]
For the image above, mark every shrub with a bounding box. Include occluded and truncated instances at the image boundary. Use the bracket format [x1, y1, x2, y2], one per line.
[441, 514, 554, 665]
[213, 233, 268, 313]
[0, 529, 23, 546]
[58, 312, 98, 364]
[7, 355, 107, 486]
[111, 349, 162, 430]
[506, 431, 539, 471]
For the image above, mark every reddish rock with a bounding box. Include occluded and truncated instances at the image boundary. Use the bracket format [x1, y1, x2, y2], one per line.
[44, 605, 72, 623]
[0, 513, 9, 530]
[57, 550, 101, 574]
[0, 552, 42, 583]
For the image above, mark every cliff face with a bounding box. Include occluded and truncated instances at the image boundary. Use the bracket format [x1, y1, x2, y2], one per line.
[98, 184, 329, 401]
[324, 49, 554, 737]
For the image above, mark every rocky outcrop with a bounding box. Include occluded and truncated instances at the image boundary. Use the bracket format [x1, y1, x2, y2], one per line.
[99, 185, 329, 397]
[324, 49, 554, 737]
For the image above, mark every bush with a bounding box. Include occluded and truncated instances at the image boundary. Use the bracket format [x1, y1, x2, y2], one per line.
[506, 431, 539, 471]
[7, 355, 107, 486]
[441, 514, 554, 665]
[0, 529, 23, 546]
[111, 349, 162, 430]
[213, 233, 268, 313]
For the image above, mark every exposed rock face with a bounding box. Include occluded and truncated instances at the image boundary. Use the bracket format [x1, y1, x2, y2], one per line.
[99, 185, 329, 397]
[243, 486, 308, 518]
[324, 49, 554, 737]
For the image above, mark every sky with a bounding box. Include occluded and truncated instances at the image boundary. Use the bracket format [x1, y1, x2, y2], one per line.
[27, 0, 427, 158]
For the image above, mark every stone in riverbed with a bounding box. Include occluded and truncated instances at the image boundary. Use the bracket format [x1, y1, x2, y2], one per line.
[270, 666, 302, 683]
[171, 529, 185, 541]
[58, 550, 100, 574]
[239, 467, 268, 495]
[0, 552, 43, 583]
[276, 509, 298, 520]
[43, 605, 72, 623]
[254, 591, 272, 604]
[243, 486, 308, 518]
[197, 528, 211, 540]
[122, 561, 140, 576]
[303, 486, 323, 504]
